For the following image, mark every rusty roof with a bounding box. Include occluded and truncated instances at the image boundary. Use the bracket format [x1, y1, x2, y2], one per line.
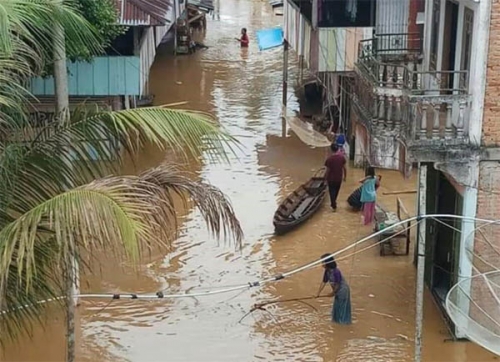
[114, 0, 171, 26]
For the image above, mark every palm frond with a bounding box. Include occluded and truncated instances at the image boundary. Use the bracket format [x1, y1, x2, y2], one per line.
[0, 0, 102, 127]
[0, 165, 242, 294]
[0, 106, 240, 223]
[141, 165, 243, 244]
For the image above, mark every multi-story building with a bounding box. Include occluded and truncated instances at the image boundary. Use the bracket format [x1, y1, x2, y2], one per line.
[285, 0, 499, 346]
[283, 0, 421, 161]
[352, 0, 495, 340]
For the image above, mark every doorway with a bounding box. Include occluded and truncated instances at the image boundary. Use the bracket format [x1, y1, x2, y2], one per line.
[441, 0, 459, 92]
[432, 172, 463, 307]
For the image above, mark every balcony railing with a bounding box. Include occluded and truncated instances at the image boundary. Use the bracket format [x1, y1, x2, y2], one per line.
[358, 57, 469, 94]
[353, 67, 471, 145]
[407, 94, 471, 143]
[359, 33, 422, 60]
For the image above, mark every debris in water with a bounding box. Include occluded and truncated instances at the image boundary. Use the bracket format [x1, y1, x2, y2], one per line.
[176, 81, 183, 85]
[396, 334, 409, 341]
[368, 294, 375, 298]
[371, 310, 394, 319]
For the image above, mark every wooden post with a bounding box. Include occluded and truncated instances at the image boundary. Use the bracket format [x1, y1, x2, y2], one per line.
[282, 39, 289, 110]
[415, 163, 427, 362]
[298, 55, 304, 84]
[312, 0, 318, 29]
[282, 39, 289, 137]
[173, 0, 178, 55]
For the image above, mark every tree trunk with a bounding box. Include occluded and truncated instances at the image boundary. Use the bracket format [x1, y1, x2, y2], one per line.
[53, 22, 79, 362]
[53, 22, 69, 120]
[65, 252, 77, 362]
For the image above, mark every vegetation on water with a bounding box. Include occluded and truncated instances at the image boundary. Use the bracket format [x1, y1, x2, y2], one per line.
[0, 0, 242, 345]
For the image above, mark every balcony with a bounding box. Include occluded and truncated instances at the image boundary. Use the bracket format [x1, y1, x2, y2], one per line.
[354, 34, 472, 155]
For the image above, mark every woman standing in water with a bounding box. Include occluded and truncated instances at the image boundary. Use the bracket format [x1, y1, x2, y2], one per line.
[360, 166, 378, 225]
[316, 254, 352, 324]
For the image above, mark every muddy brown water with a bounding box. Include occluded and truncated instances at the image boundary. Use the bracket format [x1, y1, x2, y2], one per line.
[1, 0, 498, 361]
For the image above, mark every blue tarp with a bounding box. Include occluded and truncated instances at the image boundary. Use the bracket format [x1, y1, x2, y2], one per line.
[256, 27, 283, 51]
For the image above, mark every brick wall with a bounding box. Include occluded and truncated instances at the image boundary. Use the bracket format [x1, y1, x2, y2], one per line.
[471, 161, 500, 334]
[483, 2, 500, 146]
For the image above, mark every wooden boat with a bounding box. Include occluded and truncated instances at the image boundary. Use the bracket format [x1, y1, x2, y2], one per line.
[273, 168, 327, 235]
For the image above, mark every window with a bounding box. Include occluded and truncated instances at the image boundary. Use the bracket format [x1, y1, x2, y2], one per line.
[461, 8, 474, 88]
[318, 0, 376, 28]
[429, 0, 440, 70]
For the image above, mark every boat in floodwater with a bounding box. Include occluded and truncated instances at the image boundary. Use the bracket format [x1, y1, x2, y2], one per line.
[273, 168, 327, 235]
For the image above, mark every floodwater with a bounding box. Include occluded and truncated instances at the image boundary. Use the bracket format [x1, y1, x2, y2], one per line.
[2, 0, 499, 361]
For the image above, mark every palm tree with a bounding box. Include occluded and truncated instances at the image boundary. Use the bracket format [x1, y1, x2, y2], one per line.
[0, 1, 244, 359]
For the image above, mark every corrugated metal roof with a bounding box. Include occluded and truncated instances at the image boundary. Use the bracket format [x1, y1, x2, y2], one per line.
[114, 0, 170, 26]
[188, 0, 214, 12]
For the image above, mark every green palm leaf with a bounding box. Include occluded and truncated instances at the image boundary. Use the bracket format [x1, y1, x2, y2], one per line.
[0, 166, 243, 340]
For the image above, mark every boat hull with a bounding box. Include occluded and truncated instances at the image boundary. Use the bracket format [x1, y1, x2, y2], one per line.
[273, 168, 327, 235]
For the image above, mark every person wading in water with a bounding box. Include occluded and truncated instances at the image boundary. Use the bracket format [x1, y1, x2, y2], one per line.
[316, 254, 352, 324]
[324, 143, 346, 211]
[360, 166, 379, 225]
[236, 28, 249, 47]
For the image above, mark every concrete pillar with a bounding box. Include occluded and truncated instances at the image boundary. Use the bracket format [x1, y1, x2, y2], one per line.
[455, 161, 479, 338]
[415, 163, 427, 362]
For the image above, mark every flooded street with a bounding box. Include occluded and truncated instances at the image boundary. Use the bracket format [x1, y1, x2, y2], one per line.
[1, 0, 499, 361]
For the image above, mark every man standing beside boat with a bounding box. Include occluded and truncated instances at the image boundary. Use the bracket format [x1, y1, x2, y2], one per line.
[324, 144, 346, 212]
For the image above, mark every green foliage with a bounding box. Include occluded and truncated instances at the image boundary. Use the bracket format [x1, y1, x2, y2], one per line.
[72, 0, 127, 60]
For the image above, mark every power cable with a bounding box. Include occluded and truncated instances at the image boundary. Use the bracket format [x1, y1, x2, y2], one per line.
[3, 214, 499, 318]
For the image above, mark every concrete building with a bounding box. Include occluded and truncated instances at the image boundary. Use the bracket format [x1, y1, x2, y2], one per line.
[283, 0, 421, 163]
[351, 0, 498, 341]
[284, 0, 499, 344]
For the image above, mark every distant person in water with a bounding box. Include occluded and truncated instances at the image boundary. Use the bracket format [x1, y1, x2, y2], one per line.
[324, 144, 346, 212]
[316, 254, 352, 325]
[236, 28, 249, 47]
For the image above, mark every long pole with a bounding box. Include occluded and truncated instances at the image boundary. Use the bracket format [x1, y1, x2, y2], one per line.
[415, 164, 427, 362]
[282, 39, 289, 137]
[173, 0, 178, 55]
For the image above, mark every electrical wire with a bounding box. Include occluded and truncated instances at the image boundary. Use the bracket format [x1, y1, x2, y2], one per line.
[73, 215, 500, 299]
[3, 214, 500, 318]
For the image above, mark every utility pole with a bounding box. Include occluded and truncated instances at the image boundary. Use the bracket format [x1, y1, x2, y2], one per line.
[54, 21, 79, 362]
[282, 39, 289, 137]
[415, 163, 427, 362]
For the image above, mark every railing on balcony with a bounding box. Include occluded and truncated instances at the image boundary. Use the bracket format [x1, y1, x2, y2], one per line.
[359, 33, 422, 59]
[353, 66, 472, 145]
[407, 94, 471, 143]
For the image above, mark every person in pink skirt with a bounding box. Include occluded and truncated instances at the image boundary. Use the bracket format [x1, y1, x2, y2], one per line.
[359, 167, 379, 225]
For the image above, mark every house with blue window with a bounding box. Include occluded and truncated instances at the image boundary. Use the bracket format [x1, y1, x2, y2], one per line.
[29, 0, 185, 116]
